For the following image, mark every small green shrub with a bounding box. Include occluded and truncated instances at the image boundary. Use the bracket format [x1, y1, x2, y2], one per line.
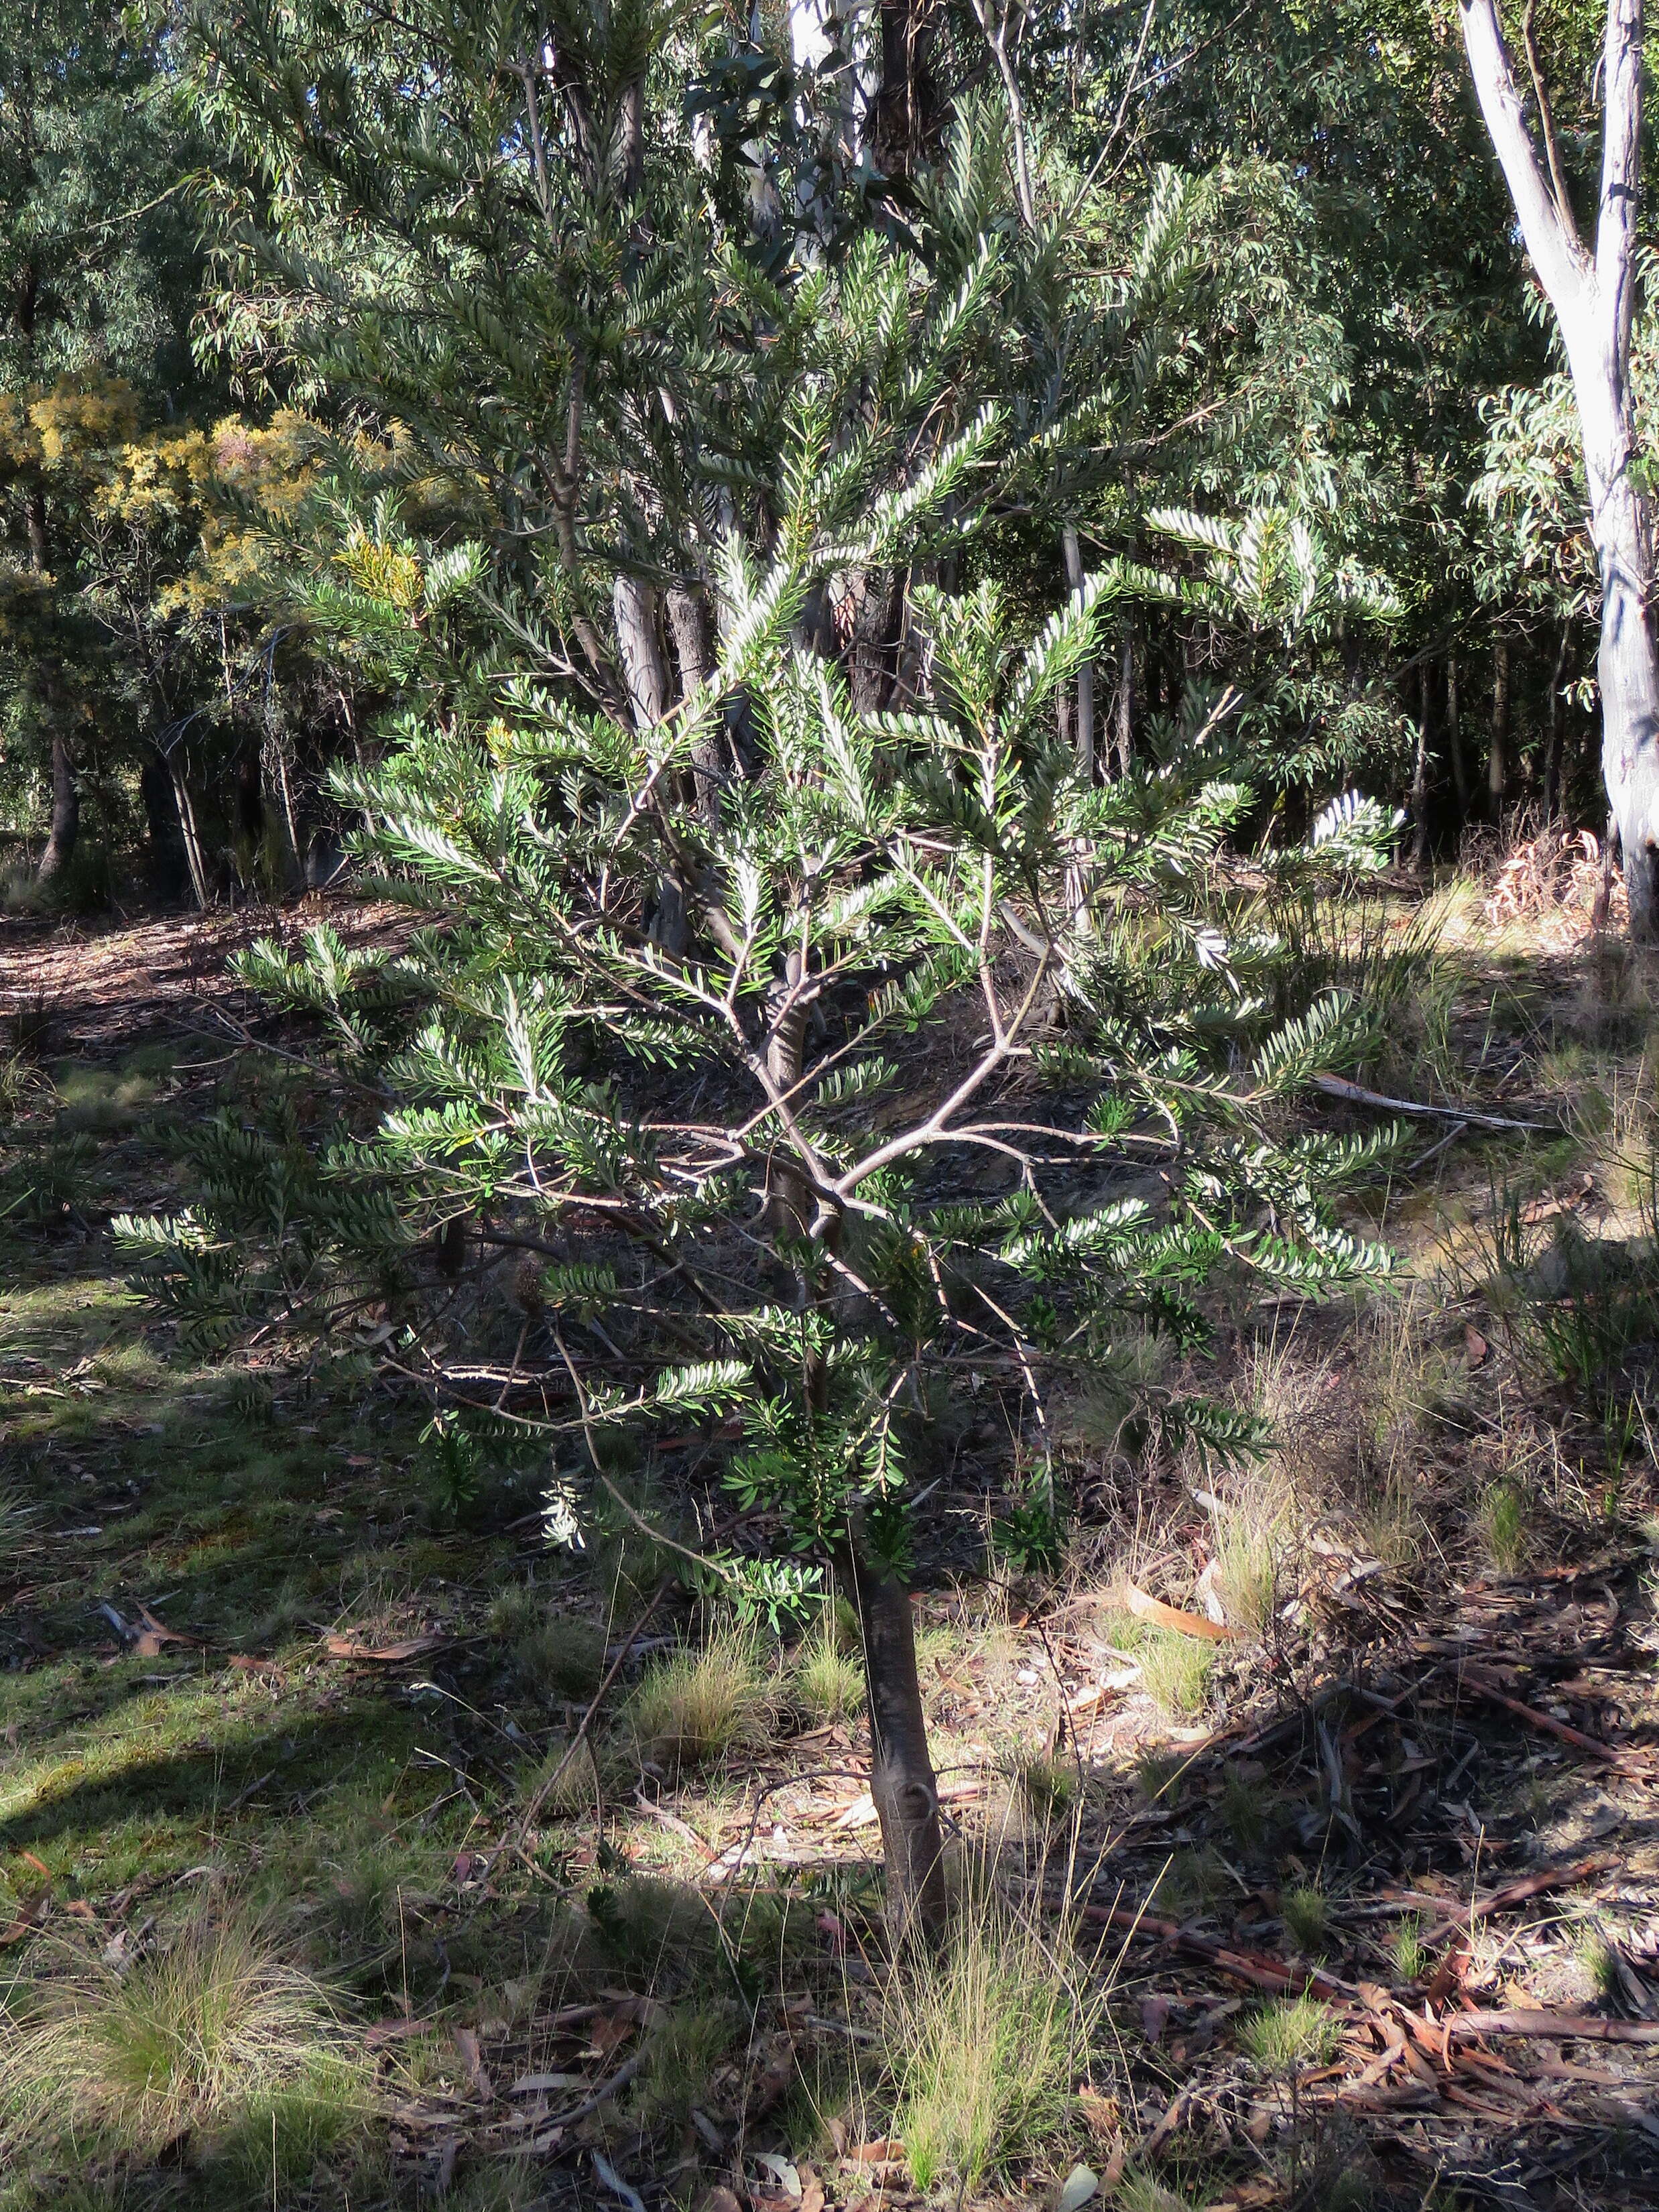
[488, 1591, 607, 1703]
[1281, 1883, 1330, 1955]
[1390, 1916, 1428, 1985]
[1133, 1750, 1184, 1805]
[1480, 1480, 1529, 1573]
[1483, 1176, 1659, 1394]
[1114, 2174, 1193, 2212]
[1209, 1504, 1282, 1638]
[632, 2000, 743, 2128]
[1155, 1846, 1232, 1918]
[791, 1626, 863, 1723]
[1218, 1770, 1270, 1854]
[1003, 1747, 1080, 1825]
[1575, 1923, 1623, 2002]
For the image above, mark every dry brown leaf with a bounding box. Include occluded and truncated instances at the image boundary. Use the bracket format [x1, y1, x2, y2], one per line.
[454, 2026, 494, 2101]
[0, 1890, 48, 1945]
[132, 1605, 206, 1658]
[364, 2015, 434, 2048]
[1077, 2087, 1121, 2144]
[1123, 1581, 1245, 1643]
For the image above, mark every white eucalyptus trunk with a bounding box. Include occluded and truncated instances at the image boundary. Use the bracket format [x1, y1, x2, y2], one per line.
[1459, 0, 1659, 932]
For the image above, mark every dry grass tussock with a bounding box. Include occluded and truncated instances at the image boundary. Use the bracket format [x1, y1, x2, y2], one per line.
[882, 1872, 1103, 2197]
[0, 1910, 365, 2162]
[627, 1623, 776, 1771]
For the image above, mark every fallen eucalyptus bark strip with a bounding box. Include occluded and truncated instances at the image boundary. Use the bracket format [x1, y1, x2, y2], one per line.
[1310, 1072, 1553, 1133]
[1123, 1579, 1245, 1642]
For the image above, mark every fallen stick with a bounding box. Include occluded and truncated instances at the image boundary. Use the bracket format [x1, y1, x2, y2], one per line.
[1446, 2010, 1659, 2046]
[1082, 1902, 1355, 2002]
[1310, 1073, 1552, 1133]
[1459, 1672, 1657, 1778]
[1422, 1853, 1619, 1940]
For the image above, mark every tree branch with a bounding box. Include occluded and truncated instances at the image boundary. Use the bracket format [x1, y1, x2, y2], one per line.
[1520, 0, 1578, 238]
[1458, 0, 1590, 312]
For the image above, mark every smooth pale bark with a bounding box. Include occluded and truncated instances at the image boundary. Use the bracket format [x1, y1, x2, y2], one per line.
[168, 757, 212, 910]
[612, 574, 670, 731]
[665, 582, 725, 826]
[1459, 0, 1659, 932]
[1489, 638, 1510, 812]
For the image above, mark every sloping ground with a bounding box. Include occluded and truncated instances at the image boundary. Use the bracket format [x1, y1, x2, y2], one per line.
[2, 898, 1659, 2212]
[0, 898, 409, 1051]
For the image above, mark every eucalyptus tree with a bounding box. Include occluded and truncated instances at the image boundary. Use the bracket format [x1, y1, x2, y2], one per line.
[1459, 0, 1659, 930]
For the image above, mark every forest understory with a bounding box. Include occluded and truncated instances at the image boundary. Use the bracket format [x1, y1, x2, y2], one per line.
[6, 852, 1659, 2212]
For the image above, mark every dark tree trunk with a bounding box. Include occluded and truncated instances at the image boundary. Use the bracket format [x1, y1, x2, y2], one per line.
[1115, 616, 1134, 775]
[1489, 638, 1510, 816]
[236, 728, 265, 846]
[845, 568, 899, 719]
[140, 755, 189, 901]
[35, 729, 78, 888]
[1447, 655, 1469, 818]
[839, 1540, 948, 1948]
[1545, 624, 1569, 819]
[1410, 661, 1432, 872]
[870, 0, 941, 177]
